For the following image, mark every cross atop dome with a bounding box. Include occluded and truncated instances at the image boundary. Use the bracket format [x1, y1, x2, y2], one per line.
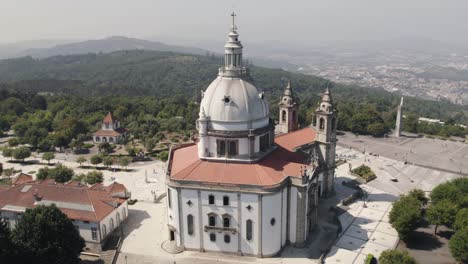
[231, 12, 237, 31]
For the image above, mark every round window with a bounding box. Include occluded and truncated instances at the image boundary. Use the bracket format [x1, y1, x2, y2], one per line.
[270, 218, 276, 226]
[223, 96, 230, 103]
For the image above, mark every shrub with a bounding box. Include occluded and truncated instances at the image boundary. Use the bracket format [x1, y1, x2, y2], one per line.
[158, 150, 169, 161]
[90, 155, 102, 165]
[364, 253, 376, 264]
[351, 165, 376, 182]
[454, 208, 468, 231]
[378, 249, 417, 264]
[82, 143, 94, 149]
[449, 228, 468, 263]
[8, 138, 19, 147]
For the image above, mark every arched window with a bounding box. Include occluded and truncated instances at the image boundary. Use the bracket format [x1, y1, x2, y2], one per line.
[187, 214, 194, 235]
[116, 212, 121, 225]
[210, 233, 216, 242]
[224, 234, 231, 243]
[319, 118, 325, 130]
[103, 137, 108, 142]
[95, 137, 100, 142]
[223, 217, 230, 228]
[102, 224, 107, 237]
[110, 218, 114, 230]
[223, 196, 230, 206]
[208, 194, 215, 205]
[281, 110, 287, 122]
[246, 219, 253, 241]
[109, 137, 114, 143]
[228, 140, 238, 157]
[209, 215, 216, 226]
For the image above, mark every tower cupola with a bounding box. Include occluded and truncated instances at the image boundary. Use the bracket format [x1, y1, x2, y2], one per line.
[277, 81, 299, 134]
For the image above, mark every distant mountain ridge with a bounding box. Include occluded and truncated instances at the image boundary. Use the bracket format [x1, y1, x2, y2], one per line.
[18, 36, 209, 58]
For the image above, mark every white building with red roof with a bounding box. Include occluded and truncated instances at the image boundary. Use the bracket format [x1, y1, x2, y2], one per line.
[93, 112, 128, 144]
[165, 13, 337, 257]
[0, 180, 130, 252]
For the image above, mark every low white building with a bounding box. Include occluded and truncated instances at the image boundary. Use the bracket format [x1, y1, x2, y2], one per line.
[0, 180, 130, 252]
[165, 13, 337, 257]
[93, 112, 128, 144]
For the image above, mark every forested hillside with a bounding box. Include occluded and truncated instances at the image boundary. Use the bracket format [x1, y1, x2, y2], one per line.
[0, 50, 466, 149]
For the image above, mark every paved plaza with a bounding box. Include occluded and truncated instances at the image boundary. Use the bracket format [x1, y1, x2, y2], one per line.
[335, 145, 462, 196]
[325, 173, 399, 264]
[338, 132, 468, 176]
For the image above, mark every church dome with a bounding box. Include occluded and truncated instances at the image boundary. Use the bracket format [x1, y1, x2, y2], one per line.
[200, 76, 269, 128]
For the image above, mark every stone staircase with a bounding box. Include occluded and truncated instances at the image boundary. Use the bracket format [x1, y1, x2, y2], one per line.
[161, 240, 185, 254]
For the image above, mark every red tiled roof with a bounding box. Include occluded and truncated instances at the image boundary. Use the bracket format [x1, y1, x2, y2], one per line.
[93, 127, 127, 137]
[169, 127, 317, 187]
[0, 181, 128, 222]
[0, 186, 10, 195]
[11, 173, 33, 185]
[103, 112, 114, 124]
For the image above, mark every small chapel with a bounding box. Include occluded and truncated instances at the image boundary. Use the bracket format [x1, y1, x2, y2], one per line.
[93, 112, 128, 144]
[165, 13, 337, 257]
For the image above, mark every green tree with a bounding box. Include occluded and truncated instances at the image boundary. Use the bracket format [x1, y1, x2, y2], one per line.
[99, 142, 112, 154]
[119, 156, 132, 170]
[84, 171, 103, 185]
[389, 195, 422, 240]
[75, 156, 87, 167]
[42, 152, 55, 165]
[31, 94, 47, 110]
[90, 155, 102, 166]
[49, 164, 74, 183]
[2, 148, 13, 160]
[426, 200, 458, 235]
[454, 208, 468, 231]
[367, 122, 387, 137]
[449, 228, 468, 263]
[143, 137, 156, 153]
[0, 219, 12, 262]
[378, 249, 417, 264]
[13, 146, 31, 162]
[430, 179, 467, 208]
[36, 167, 50, 180]
[103, 156, 113, 168]
[10, 205, 85, 264]
[126, 147, 136, 156]
[408, 189, 429, 206]
[8, 137, 19, 147]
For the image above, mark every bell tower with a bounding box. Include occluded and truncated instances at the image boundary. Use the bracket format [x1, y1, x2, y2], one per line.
[277, 81, 298, 134]
[314, 86, 337, 197]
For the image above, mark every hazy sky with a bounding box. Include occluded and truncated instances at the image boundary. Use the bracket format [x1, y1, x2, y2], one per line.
[1, 0, 468, 46]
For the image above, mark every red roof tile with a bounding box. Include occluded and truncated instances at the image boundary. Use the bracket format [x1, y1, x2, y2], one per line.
[93, 127, 127, 137]
[11, 173, 33, 185]
[0, 181, 128, 222]
[103, 112, 114, 124]
[169, 127, 317, 187]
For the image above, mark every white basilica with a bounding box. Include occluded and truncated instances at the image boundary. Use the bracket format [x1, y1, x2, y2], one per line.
[165, 13, 337, 257]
